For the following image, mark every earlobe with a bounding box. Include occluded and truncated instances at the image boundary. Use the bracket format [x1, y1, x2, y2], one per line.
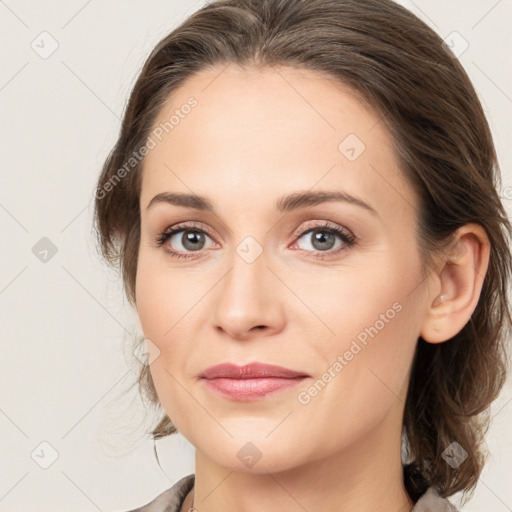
[420, 224, 491, 344]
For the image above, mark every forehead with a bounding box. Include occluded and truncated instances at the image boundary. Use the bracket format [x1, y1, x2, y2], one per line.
[139, 64, 416, 225]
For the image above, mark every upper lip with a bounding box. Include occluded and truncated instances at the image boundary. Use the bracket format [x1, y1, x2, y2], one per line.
[200, 362, 310, 379]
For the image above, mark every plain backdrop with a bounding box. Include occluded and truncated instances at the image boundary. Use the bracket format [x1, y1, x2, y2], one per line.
[1, 1, 511, 511]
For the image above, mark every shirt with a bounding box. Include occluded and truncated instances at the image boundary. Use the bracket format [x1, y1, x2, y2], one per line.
[124, 473, 459, 511]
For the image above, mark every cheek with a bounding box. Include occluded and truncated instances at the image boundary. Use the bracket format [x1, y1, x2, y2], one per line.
[286, 259, 410, 344]
[135, 264, 167, 339]
[300, 293, 419, 452]
[134, 256, 214, 395]
[147, 357, 194, 436]
[301, 254, 422, 396]
[135, 262, 196, 430]
[135, 252, 199, 341]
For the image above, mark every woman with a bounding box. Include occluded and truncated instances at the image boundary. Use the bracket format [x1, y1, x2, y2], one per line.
[93, 0, 512, 510]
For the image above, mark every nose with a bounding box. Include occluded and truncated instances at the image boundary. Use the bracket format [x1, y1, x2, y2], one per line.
[212, 243, 286, 341]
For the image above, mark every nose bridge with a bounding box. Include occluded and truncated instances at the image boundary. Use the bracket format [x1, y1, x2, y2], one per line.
[212, 232, 284, 337]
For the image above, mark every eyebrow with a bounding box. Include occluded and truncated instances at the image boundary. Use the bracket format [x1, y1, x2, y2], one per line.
[146, 190, 378, 216]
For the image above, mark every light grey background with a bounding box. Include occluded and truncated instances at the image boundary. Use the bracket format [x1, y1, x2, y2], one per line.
[0, 1, 511, 511]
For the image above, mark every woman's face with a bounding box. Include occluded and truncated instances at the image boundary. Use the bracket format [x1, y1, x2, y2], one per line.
[136, 65, 430, 472]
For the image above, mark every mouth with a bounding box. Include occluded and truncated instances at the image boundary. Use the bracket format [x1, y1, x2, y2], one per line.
[199, 362, 311, 401]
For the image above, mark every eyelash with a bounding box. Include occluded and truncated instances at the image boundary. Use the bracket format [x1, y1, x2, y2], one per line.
[153, 221, 357, 260]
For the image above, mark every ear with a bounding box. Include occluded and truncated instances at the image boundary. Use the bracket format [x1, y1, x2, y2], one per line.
[420, 223, 491, 344]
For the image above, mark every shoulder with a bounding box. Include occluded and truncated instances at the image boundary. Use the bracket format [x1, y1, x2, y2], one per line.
[119, 475, 460, 512]
[412, 486, 459, 512]
[121, 473, 195, 512]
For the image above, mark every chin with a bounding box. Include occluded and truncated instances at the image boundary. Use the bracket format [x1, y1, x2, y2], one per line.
[196, 434, 309, 474]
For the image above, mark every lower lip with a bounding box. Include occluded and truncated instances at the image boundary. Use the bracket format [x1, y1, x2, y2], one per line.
[202, 377, 308, 401]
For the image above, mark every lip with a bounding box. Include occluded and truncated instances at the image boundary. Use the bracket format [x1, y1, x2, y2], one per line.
[200, 362, 311, 401]
[200, 362, 310, 379]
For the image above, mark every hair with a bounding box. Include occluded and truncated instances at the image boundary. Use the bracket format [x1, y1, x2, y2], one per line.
[92, 0, 512, 504]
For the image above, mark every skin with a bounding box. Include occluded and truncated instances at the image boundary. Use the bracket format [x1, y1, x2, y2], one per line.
[135, 64, 490, 512]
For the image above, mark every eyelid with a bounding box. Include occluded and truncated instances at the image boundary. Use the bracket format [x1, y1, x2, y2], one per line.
[159, 219, 350, 243]
[152, 221, 217, 250]
[166, 221, 216, 238]
[291, 219, 352, 239]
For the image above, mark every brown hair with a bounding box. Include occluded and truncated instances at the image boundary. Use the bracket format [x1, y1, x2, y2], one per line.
[92, 0, 512, 504]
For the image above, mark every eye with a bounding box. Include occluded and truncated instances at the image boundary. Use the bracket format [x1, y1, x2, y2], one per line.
[153, 220, 356, 261]
[291, 221, 356, 259]
[154, 222, 216, 259]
